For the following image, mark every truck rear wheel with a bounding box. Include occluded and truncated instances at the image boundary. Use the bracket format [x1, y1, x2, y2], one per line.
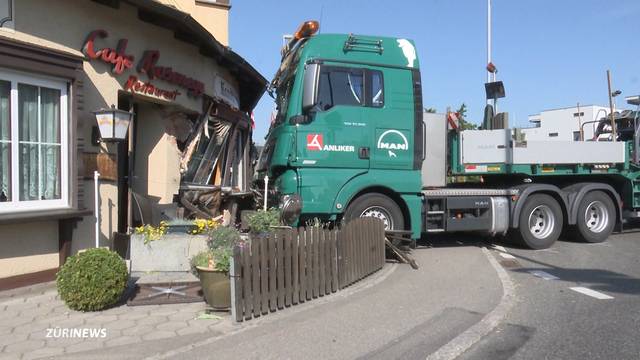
[343, 193, 404, 231]
[514, 194, 563, 249]
[570, 191, 615, 243]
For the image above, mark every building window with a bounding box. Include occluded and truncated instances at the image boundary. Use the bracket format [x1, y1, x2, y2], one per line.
[0, 70, 68, 213]
[0, 0, 13, 29]
[573, 131, 581, 141]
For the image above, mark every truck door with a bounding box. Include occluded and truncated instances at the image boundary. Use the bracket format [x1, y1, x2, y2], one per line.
[296, 65, 370, 169]
[368, 68, 414, 170]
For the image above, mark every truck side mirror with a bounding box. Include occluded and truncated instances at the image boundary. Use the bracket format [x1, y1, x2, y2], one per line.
[302, 63, 320, 112]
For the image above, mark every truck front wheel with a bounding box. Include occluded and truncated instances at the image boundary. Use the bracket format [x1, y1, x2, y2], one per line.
[514, 194, 563, 249]
[570, 191, 615, 243]
[343, 193, 404, 231]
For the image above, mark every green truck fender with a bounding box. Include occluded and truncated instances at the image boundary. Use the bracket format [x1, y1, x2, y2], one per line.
[331, 172, 423, 239]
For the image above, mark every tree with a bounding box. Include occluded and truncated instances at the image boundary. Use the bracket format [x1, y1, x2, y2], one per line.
[456, 103, 478, 130]
[424, 107, 437, 113]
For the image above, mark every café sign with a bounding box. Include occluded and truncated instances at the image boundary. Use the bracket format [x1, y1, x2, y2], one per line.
[82, 30, 205, 100]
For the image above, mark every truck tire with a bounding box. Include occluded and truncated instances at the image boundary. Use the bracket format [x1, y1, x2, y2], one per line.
[343, 193, 404, 231]
[570, 191, 615, 243]
[513, 194, 563, 249]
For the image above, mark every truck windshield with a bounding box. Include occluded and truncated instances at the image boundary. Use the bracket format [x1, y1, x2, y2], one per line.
[274, 75, 294, 125]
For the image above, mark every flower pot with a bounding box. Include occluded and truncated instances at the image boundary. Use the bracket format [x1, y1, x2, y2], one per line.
[130, 234, 208, 272]
[196, 266, 231, 311]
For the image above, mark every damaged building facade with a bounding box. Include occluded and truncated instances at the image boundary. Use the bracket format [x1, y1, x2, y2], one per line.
[0, 0, 266, 288]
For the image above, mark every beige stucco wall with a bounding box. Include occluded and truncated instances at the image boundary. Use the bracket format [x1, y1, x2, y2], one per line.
[158, 0, 230, 45]
[0, 0, 241, 256]
[133, 103, 182, 205]
[72, 182, 119, 253]
[3, 0, 238, 118]
[0, 222, 59, 278]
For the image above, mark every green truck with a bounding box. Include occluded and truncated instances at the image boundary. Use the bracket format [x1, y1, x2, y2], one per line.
[256, 21, 640, 249]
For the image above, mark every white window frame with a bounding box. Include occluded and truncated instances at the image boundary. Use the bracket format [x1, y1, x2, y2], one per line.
[0, 69, 69, 214]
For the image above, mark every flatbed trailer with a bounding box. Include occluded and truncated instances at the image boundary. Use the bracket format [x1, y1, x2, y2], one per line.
[258, 21, 640, 249]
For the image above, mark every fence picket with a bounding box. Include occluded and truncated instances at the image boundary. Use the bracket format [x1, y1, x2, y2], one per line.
[284, 230, 292, 307]
[306, 228, 313, 300]
[269, 233, 277, 312]
[232, 246, 243, 322]
[319, 229, 326, 296]
[330, 230, 338, 292]
[299, 228, 307, 302]
[365, 221, 370, 275]
[337, 227, 344, 289]
[259, 236, 269, 315]
[311, 228, 320, 299]
[251, 238, 261, 317]
[242, 242, 253, 320]
[349, 222, 355, 285]
[324, 229, 330, 295]
[292, 228, 299, 305]
[277, 231, 285, 309]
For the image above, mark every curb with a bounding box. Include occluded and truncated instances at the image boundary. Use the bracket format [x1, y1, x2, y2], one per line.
[426, 246, 516, 360]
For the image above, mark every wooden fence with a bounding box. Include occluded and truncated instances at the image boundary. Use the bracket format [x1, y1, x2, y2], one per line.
[230, 218, 385, 322]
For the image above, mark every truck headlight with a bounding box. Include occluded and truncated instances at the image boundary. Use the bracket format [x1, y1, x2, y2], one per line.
[280, 194, 302, 225]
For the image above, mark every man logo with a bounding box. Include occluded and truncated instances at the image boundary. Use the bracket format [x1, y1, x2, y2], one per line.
[377, 129, 409, 156]
[307, 134, 323, 151]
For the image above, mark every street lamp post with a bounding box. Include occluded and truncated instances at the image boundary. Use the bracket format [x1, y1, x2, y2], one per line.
[92, 105, 134, 247]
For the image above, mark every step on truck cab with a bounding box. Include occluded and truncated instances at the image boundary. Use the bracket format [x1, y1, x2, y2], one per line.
[256, 20, 640, 249]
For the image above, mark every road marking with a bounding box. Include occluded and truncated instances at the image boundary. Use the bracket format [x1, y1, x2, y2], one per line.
[492, 245, 507, 252]
[499, 252, 516, 260]
[528, 270, 559, 280]
[427, 247, 516, 360]
[569, 287, 614, 300]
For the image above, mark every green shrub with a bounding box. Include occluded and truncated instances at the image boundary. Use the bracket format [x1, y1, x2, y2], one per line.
[190, 248, 232, 274]
[247, 209, 281, 233]
[208, 226, 241, 249]
[56, 248, 128, 311]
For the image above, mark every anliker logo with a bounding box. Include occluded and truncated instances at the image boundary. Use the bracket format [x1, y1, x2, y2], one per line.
[307, 134, 323, 151]
[306, 134, 355, 152]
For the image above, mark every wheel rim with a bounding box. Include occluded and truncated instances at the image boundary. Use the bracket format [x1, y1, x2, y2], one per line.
[584, 200, 609, 233]
[528, 205, 555, 239]
[360, 206, 394, 230]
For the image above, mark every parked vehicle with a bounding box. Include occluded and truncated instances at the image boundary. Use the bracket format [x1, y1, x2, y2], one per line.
[256, 21, 640, 249]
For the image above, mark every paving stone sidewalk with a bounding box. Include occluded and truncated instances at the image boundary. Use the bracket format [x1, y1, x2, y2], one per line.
[0, 282, 230, 360]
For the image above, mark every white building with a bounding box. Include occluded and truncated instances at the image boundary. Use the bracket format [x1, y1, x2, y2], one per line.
[522, 105, 613, 141]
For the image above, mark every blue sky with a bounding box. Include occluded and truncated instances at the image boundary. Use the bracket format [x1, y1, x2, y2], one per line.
[230, 0, 640, 144]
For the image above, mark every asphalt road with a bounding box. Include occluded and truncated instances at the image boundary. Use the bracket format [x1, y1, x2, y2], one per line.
[459, 227, 640, 360]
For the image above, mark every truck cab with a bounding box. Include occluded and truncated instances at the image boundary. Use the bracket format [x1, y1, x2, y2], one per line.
[257, 24, 425, 237]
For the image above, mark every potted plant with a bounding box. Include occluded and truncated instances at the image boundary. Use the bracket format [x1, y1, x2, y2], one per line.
[130, 218, 220, 273]
[190, 226, 243, 310]
[247, 209, 281, 240]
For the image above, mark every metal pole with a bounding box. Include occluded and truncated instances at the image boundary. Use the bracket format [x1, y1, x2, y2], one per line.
[127, 105, 134, 233]
[263, 175, 269, 211]
[94, 170, 100, 248]
[607, 70, 617, 141]
[487, 0, 492, 85]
